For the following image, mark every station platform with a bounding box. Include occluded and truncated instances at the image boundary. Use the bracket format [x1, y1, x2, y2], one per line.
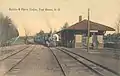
[64, 47, 120, 74]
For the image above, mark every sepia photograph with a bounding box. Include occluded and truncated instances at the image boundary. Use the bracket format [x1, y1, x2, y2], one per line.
[0, 0, 120, 76]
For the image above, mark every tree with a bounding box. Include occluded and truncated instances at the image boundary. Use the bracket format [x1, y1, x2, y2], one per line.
[38, 30, 44, 35]
[116, 15, 120, 33]
[0, 13, 19, 46]
[61, 22, 69, 30]
[5, 16, 19, 39]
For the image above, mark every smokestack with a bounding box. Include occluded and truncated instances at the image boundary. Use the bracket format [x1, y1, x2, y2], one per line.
[79, 16, 82, 22]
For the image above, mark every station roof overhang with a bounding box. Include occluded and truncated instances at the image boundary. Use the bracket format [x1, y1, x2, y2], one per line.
[57, 19, 115, 34]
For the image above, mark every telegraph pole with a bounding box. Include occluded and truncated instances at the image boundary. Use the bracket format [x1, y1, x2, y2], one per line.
[87, 8, 90, 52]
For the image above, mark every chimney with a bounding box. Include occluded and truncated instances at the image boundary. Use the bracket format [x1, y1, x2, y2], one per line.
[79, 16, 82, 22]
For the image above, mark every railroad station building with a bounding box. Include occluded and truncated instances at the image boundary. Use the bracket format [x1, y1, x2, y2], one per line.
[57, 16, 115, 49]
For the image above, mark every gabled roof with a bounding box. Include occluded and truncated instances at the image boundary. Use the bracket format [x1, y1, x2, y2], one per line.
[66, 19, 115, 31]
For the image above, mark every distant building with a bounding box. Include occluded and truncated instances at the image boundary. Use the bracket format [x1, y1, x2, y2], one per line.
[57, 16, 115, 49]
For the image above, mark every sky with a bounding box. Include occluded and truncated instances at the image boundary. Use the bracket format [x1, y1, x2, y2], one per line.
[0, 0, 120, 36]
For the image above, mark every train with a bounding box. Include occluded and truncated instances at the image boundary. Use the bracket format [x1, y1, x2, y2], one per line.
[34, 33, 59, 47]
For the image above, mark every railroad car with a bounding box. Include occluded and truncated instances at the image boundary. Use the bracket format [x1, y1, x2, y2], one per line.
[34, 33, 59, 47]
[34, 35, 46, 45]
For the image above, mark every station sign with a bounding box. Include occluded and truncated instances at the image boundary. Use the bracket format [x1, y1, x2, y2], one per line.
[90, 30, 98, 32]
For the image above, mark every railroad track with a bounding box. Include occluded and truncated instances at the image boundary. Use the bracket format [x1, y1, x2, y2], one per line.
[3, 45, 36, 76]
[56, 47, 120, 76]
[48, 47, 120, 76]
[48, 47, 66, 76]
[0, 45, 30, 61]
